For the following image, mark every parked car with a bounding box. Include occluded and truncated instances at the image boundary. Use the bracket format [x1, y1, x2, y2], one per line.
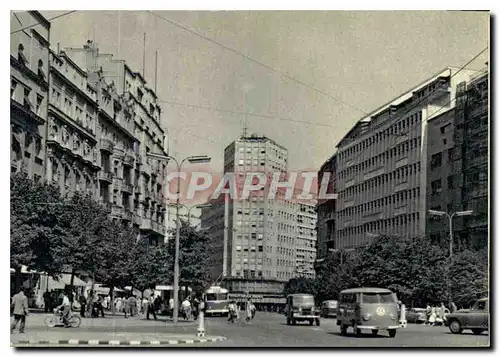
[445, 298, 489, 335]
[406, 308, 427, 323]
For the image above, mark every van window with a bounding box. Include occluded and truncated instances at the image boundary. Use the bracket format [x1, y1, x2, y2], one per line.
[340, 294, 355, 304]
[362, 292, 396, 304]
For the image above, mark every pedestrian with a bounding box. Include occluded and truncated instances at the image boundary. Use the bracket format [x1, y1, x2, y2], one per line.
[43, 291, 51, 313]
[115, 296, 123, 315]
[96, 295, 105, 317]
[181, 298, 191, 320]
[192, 296, 200, 321]
[245, 298, 253, 323]
[101, 295, 108, 311]
[11, 289, 29, 334]
[169, 296, 175, 318]
[227, 300, 238, 323]
[250, 302, 256, 320]
[79, 294, 87, 318]
[142, 297, 148, 316]
[425, 303, 431, 325]
[451, 301, 457, 313]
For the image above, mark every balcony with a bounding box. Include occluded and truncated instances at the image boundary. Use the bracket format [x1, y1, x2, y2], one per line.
[140, 218, 152, 230]
[394, 205, 408, 216]
[395, 157, 408, 169]
[100, 138, 114, 153]
[141, 162, 152, 176]
[136, 155, 143, 166]
[110, 204, 123, 218]
[114, 148, 124, 161]
[363, 167, 384, 181]
[121, 182, 133, 194]
[98, 171, 113, 184]
[123, 153, 135, 167]
[122, 210, 133, 221]
[395, 181, 409, 192]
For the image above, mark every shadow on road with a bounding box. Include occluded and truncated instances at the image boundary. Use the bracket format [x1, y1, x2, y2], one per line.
[442, 331, 489, 336]
[327, 332, 390, 339]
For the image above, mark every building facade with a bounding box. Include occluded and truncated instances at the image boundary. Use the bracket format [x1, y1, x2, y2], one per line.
[427, 72, 488, 250]
[10, 11, 50, 180]
[335, 67, 480, 249]
[201, 135, 317, 304]
[62, 41, 168, 245]
[316, 153, 337, 259]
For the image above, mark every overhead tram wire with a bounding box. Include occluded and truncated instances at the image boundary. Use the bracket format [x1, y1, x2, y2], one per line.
[147, 10, 368, 116]
[338, 46, 489, 166]
[10, 11, 77, 35]
[159, 100, 336, 128]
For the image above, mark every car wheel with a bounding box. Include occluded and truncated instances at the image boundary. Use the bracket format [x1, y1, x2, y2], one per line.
[472, 328, 483, 335]
[449, 320, 463, 334]
[315, 319, 320, 326]
[388, 329, 397, 338]
[371, 329, 378, 336]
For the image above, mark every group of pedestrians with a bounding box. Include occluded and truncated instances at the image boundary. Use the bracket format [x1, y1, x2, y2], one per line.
[228, 298, 256, 324]
[425, 302, 455, 326]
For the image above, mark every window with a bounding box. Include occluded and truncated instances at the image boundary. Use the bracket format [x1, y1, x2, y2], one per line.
[431, 152, 443, 169]
[447, 175, 455, 189]
[23, 88, 32, 110]
[38, 59, 47, 81]
[36, 94, 43, 115]
[431, 179, 442, 195]
[11, 80, 17, 99]
[440, 123, 451, 134]
[18, 44, 28, 64]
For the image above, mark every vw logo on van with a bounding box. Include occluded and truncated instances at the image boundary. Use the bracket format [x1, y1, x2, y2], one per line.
[376, 307, 385, 316]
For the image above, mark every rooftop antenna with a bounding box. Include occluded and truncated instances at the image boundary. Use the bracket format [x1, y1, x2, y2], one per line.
[142, 32, 146, 79]
[154, 50, 158, 92]
[242, 114, 248, 138]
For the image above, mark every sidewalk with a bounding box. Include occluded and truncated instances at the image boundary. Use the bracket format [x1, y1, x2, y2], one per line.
[10, 313, 226, 347]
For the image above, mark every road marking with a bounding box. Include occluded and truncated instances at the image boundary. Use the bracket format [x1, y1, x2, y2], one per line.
[68, 340, 79, 345]
[130, 341, 141, 345]
[169, 340, 178, 345]
[150, 340, 160, 345]
[109, 340, 120, 345]
[184, 340, 194, 344]
[88, 340, 99, 345]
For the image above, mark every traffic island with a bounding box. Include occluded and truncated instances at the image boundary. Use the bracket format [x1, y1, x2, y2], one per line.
[11, 335, 227, 347]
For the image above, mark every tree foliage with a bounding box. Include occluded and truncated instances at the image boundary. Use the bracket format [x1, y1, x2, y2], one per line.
[167, 220, 212, 294]
[284, 277, 317, 297]
[307, 235, 488, 308]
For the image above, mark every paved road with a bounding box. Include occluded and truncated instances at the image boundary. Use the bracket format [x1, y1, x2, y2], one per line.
[11, 312, 489, 347]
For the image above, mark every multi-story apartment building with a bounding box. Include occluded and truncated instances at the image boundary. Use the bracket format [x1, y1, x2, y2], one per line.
[335, 67, 481, 249]
[45, 49, 100, 200]
[10, 11, 50, 180]
[294, 202, 317, 279]
[427, 72, 488, 250]
[55, 41, 168, 245]
[201, 134, 317, 307]
[316, 153, 337, 259]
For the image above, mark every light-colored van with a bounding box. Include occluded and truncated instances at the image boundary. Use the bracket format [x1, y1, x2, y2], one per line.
[337, 287, 400, 338]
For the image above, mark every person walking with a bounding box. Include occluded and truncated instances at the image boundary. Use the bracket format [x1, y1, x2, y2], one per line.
[181, 298, 191, 320]
[43, 291, 51, 313]
[227, 300, 238, 323]
[245, 298, 253, 323]
[451, 301, 457, 313]
[11, 289, 29, 334]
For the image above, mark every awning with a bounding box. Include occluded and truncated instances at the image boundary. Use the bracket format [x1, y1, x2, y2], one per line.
[48, 273, 86, 290]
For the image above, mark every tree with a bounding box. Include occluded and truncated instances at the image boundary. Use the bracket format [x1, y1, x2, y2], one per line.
[10, 173, 67, 292]
[450, 248, 488, 308]
[283, 277, 317, 297]
[166, 220, 212, 295]
[129, 238, 172, 292]
[58, 192, 111, 293]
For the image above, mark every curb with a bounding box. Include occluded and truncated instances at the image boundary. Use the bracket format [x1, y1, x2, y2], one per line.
[12, 336, 226, 347]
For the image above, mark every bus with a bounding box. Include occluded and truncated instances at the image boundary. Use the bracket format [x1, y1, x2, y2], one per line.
[204, 286, 229, 317]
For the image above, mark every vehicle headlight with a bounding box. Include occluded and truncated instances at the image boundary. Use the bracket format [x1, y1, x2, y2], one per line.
[363, 314, 371, 321]
[390, 313, 397, 320]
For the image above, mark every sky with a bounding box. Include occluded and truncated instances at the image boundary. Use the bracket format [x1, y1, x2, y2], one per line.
[40, 10, 489, 172]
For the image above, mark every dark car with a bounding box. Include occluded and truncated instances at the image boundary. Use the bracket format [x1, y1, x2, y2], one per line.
[321, 300, 338, 318]
[406, 308, 426, 324]
[445, 298, 489, 335]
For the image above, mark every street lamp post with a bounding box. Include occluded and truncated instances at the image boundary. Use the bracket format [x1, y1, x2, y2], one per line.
[147, 152, 211, 325]
[428, 209, 473, 305]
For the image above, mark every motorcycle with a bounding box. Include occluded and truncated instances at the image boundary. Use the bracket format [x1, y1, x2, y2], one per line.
[44, 308, 81, 328]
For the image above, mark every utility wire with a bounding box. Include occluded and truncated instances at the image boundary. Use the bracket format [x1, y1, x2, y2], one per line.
[338, 46, 488, 168]
[147, 10, 368, 116]
[10, 11, 77, 35]
[160, 100, 335, 128]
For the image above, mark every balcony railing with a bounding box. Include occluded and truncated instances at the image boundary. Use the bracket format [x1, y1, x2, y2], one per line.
[121, 182, 133, 194]
[110, 205, 123, 218]
[122, 210, 133, 221]
[123, 153, 135, 166]
[100, 138, 114, 153]
[98, 171, 114, 183]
